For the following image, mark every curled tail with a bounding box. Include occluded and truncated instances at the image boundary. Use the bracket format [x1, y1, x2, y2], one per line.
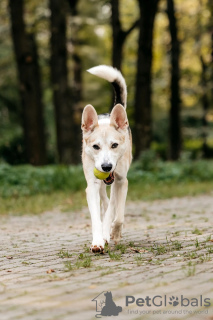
[87, 65, 127, 109]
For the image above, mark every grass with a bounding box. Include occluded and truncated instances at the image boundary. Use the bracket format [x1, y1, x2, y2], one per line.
[0, 180, 212, 215]
[185, 262, 196, 277]
[199, 254, 211, 263]
[100, 268, 116, 276]
[0, 190, 87, 215]
[128, 241, 135, 247]
[75, 254, 92, 268]
[148, 240, 183, 256]
[58, 249, 72, 258]
[114, 243, 127, 254]
[172, 240, 182, 251]
[128, 181, 213, 202]
[108, 251, 122, 260]
[184, 252, 197, 260]
[192, 227, 203, 235]
[64, 253, 92, 271]
[147, 225, 154, 229]
[195, 238, 200, 248]
[206, 246, 213, 254]
[0, 157, 213, 215]
[64, 261, 73, 271]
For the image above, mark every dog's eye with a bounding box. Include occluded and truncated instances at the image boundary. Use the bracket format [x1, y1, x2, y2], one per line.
[111, 143, 118, 149]
[93, 144, 100, 150]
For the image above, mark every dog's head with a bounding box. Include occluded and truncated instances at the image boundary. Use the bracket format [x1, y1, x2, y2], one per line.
[81, 104, 129, 173]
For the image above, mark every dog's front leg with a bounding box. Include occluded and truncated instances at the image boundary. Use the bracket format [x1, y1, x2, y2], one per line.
[102, 183, 116, 244]
[111, 177, 128, 243]
[86, 180, 104, 253]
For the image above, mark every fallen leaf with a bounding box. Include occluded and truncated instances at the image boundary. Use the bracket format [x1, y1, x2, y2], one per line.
[6, 256, 13, 259]
[46, 269, 55, 274]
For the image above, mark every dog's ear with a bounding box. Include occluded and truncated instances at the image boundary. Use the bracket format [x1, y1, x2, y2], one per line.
[110, 104, 128, 130]
[81, 104, 98, 133]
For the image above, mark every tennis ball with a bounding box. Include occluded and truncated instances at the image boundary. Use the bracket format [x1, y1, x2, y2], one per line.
[93, 167, 110, 180]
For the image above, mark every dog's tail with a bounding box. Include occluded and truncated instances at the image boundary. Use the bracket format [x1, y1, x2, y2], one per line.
[87, 65, 127, 109]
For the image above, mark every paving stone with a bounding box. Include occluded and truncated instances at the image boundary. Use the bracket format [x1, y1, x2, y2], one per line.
[0, 195, 213, 319]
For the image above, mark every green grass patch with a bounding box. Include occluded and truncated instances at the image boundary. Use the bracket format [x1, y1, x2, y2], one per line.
[0, 190, 87, 215]
[64, 253, 92, 271]
[0, 157, 213, 214]
[108, 250, 122, 260]
[58, 249, 72, 258]
[192, 227, 203, 235]
[0, 164, 86, 197]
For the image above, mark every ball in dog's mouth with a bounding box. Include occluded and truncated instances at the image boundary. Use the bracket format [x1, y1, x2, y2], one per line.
[93, 167, 110, 180]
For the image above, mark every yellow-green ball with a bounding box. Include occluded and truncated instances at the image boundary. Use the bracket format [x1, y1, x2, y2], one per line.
[93, 167, 110, 180]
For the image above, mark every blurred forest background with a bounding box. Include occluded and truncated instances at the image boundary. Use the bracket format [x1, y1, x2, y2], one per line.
[0, 0, 212, 165]
[0, 0, 213, 214]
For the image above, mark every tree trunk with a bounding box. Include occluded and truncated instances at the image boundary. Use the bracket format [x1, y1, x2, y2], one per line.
[111, 0, 138, 109]
[67, 0, 82, 164]
[50, 0, 74, 164]
[200, 56, 209, 157]
[167, 0, 181, 160]
[209, 0, 213, 107]
[111, 0, 138, 71]
[134, 0, 159, 159]
[111, 0, 125, 71]
[9, 0, 47, 165]
[70, 53, 82, 163]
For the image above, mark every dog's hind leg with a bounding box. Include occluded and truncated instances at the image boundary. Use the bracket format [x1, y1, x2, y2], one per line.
[100, 182, 109, 218]
[111, 177, 128, 243]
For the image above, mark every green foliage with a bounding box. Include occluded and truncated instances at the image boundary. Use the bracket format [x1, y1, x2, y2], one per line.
[0, 0, 212, 166]
[0, 155, 213, 200]
[128, 150, 213, 184]
[0, 164, 86, 198]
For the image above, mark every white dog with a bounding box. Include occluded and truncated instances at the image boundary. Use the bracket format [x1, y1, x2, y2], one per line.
[81, 65, 132, 253]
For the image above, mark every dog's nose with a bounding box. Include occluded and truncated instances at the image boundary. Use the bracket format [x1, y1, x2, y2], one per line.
[101, 163, 112, 172]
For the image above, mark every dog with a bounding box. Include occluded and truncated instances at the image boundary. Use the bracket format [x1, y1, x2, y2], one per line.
[81, 65, 132, 253]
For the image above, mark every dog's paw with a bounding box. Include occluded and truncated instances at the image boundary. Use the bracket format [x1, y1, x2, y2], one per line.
[90, 245, 104, 254]
[111, 222, 123, 244]
[91, 237, 105, 254]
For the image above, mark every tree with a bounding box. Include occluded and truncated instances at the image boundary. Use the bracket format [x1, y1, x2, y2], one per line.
[209, 0, 213, 105]
[134, 0, 159, 159]
[111, 0, 138, 71]
[167, 0, 181, 160]
[200, 55, 209, 157]
[9, 0, 47, 165]
[50, 0, 75, 164]
[67, 0, 82, 163]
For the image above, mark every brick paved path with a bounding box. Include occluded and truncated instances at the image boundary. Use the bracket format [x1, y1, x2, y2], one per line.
[0, 195, 213, 320]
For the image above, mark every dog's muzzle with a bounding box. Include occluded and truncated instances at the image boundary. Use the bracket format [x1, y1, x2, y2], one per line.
[101, 163, 113, 172]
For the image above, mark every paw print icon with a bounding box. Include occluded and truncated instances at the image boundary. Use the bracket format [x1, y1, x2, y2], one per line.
[169, 296, 179, 306]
